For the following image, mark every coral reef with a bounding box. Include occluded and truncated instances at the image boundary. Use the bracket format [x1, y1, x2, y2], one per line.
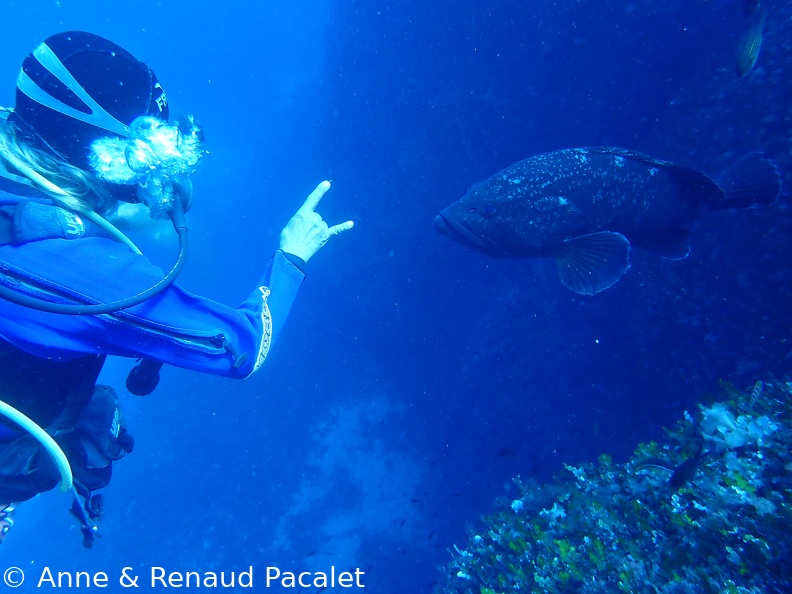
[437, 379, 792, 593]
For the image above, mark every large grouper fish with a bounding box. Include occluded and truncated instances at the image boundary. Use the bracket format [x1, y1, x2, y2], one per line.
[435, 147, 781, 295]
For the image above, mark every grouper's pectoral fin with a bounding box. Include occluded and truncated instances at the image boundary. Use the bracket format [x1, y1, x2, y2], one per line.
[556, 231, 631, 295]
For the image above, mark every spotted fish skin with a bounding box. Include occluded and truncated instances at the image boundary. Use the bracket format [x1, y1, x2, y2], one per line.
[436, 147, 718, 259]
[435, 147, 780, 294]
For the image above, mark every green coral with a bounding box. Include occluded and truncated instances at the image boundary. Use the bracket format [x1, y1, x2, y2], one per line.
[436, 379, 792, 593]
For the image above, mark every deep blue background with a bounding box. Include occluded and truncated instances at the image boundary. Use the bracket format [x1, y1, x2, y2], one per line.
[1, 0, 790, 592]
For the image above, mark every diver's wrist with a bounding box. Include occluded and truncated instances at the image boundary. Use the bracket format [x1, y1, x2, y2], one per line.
[278, 250, 307, 273]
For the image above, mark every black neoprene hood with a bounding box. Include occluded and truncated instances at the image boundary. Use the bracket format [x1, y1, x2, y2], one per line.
[12, 31, 169, 170]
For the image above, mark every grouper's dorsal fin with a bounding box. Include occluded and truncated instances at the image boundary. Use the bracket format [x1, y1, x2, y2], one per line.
[581, 147, 678, 169]
[556, 231, 631, 295]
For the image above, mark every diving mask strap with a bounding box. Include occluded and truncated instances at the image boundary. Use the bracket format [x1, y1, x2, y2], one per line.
[17, 43, 130, 137]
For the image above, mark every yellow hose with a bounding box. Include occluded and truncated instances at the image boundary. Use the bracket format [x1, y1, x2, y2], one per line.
[0, 399, 73, 492]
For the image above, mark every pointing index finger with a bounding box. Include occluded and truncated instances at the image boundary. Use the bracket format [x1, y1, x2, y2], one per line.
[299, 180, 332, 213]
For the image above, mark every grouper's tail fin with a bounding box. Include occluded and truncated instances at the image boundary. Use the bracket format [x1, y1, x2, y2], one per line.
[716, 153, 781, 209]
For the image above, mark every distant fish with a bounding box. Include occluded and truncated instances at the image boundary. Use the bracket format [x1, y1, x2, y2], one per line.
[435, 148, 780, 294]
[736, 10, 766, 77]
[634, 442, 705, 489]
[669, 443, 704, 489]
[749, 380, 763, 407]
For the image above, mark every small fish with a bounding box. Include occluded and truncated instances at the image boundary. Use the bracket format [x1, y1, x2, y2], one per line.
[436, 148, 780, 294]
[634, 443, 705, 490]
[633, 458, 675, 474]
[736, 10, 766, 77]
[670, 443, 704, 489]
[749, 380, 763, 407]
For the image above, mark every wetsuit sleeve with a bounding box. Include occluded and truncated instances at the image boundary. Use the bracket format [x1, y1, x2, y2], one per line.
[235, 250, 305, 373]
[0, 239, 305, 379]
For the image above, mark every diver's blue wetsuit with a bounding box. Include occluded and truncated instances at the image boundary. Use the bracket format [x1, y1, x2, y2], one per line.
[0, 172, 304, 379]
[0, 168, 305, 506]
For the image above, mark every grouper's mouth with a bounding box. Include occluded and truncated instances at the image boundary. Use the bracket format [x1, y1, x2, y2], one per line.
[434, 213, 496, 252]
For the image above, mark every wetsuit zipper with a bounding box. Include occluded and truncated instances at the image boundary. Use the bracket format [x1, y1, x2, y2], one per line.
[0, 266, 247, 366]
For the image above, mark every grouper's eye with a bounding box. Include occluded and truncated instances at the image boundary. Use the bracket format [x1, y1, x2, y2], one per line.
[469, 203, 498, 218]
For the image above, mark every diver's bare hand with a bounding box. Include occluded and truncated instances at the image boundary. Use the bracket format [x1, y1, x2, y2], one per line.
[279, 181, 354, 262]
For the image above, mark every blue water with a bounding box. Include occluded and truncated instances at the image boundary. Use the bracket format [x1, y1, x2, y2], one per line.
[1, 0, 790, 592]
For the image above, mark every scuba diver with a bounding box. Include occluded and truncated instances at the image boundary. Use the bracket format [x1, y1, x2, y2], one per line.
[0, 31, 354, 546]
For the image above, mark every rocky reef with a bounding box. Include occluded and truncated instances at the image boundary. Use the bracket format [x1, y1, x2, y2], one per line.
[437, 379, 792, 593]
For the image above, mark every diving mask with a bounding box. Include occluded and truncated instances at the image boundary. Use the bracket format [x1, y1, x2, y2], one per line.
[89, 115, 205, 219]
